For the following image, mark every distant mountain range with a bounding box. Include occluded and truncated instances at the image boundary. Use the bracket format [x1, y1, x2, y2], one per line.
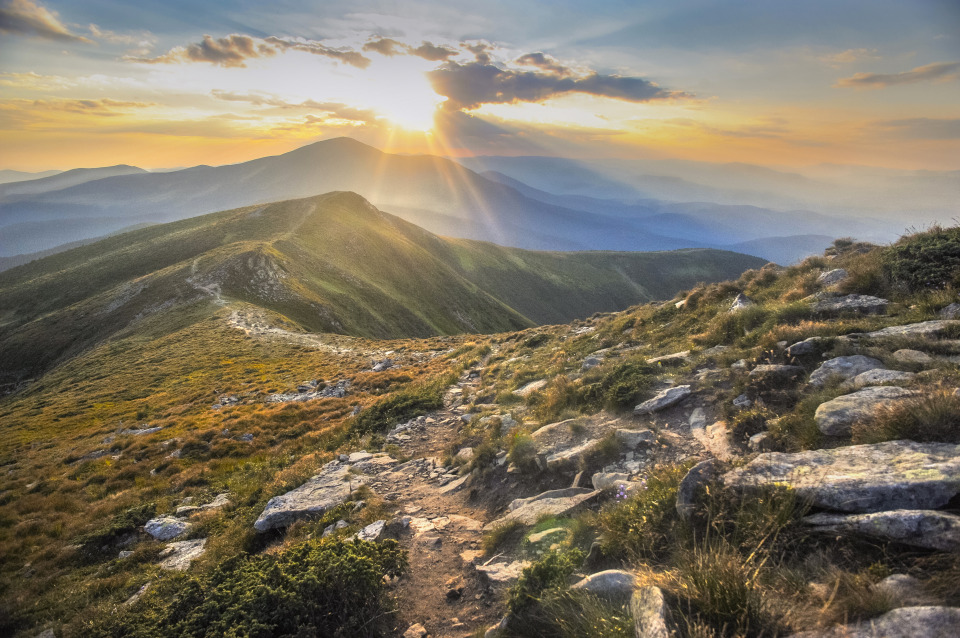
[0, 137, 917, 264]
[0, 191, 765, 384]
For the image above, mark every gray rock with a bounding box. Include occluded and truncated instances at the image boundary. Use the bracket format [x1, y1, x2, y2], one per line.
[647, 351, 690, 366]
[787, 336, 830, 357]
[499, 414, 518, 435]
[813, 294, 889, 316]
[733, 393, 753, 409]
[582, 356, 603, 370]
[788, 606, 960, 638]
[631, 586, 672, 638]
[730, 293, 755, 311]
[804, 509, 960, 552]
[254, 461, 366, 531]
[455, 447, 474, 462]
[357, 520, 386, 542]
[634, 385, 692, 415]
[201, 493, 231, 509]
[158, 538, 206, 571]
[809, 355, 885, 387]
[677, 459, 723, 521]
[123, 582, 151, 607]
[861, 320, 960, 339]
[438, 474, 470, 495]
[513, 379, 547, 397]
[893, 349, 933, 365]
[817, 268, 848, 287]
[570, 570, 636, 600]
[750, 364, 804, 381]
[939, 303, 960, 320]
[175, 505, 200, 516]
[845, 368, 916, 389]
[476, 560, 528, 583]
[372, 358, 393, 372]
[723, 440, 960, 513]
[527, 527, 568, 544]
[814, 386, 916, 436]
[484, 615, 511, 638]
[592, 472, 631, 491]
[748, 432, 775, 452]
[484, 488, 600, 531]
[545, 439, 599, 470]
[616, 428, 655, 448]
[144, 517, 190, 541]
[36, 630, 56, 638]
[876, 574, 935, 607]
[118, 550, 133, 559]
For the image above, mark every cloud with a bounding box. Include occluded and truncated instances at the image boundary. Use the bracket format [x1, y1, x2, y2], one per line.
[835, 61, 960, 88]
[462, 41, 493, 64]
[0, 71, 75, 90]
[410, 42, 457, 62]
[818, 48, 880, 68]
[428, 61, 689, 110]
[361, 36, 456, 62]
[264, 37, 370, 69]
[88, 24, 156, 55]
[515, 52, 570, 76]
[209, 90, 377, 123]
[0, 0, 91, 43]
[362, 37, 406, 56]
[131, 34, 276, 68]
[876, 118, 960, 139]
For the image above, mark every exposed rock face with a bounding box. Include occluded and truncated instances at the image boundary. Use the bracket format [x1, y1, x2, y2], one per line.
[159, 538, 207, 570]
[814, 386, 916, 436]
[570, 570, 636, 599]
[804, 510, 960, 552]
[634, 385, 692, 415]
[483, 488, 599, 531]
[144, 517, 190, 541]
[254, 461, 366, 531]
[861, 320, 960, 339]
[845, 369, 916, 389]
[788, 606, 960, 638]
[812, 294, 889, 316]
[817, 269, 848, 288]
[730, 293, 755, 311]
[676, 459, 723, 522]
[809, 355, 885, 387]
[723, 441, 960, 513]
[631, 586, 672, 638]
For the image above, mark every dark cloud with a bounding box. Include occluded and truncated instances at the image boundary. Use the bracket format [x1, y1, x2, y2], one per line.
[361, 37, 456, 62]
[835, 61, 960, 88]
[131, 34, 275, 68]
[411, 42, 457, 61]
[876, 117, 960, 139]
[462, 42, 493, 64]
[0, 0, 91, 43]
[428, 61, 689, 110]
[264, 36, 370, 69]
[515, 52, 570, 76]
[362, 37, 406, 56]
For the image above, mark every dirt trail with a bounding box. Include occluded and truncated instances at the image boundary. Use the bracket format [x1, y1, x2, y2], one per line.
[227, 307, 384, 357]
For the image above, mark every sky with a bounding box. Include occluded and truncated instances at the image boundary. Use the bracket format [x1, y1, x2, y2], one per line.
[0, 0, 958, 172]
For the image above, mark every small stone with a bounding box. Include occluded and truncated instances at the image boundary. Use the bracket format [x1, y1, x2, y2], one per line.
[787, 336, 829, 357]
[748, 432, 774, 452]
[615, 428, 655, 448]
[402, 622, 428, 638]
[634, 385, 692, 415]
[809, 355, 885, 387]
[158, 538, 206, 571]
[730, 293, 754, 311]
[591, 472, 630, 491]
[118, 550, 133, 559]
[357, 520, 386, 542]
[455, 447, 474, 462]
[733, 393, 752, 409]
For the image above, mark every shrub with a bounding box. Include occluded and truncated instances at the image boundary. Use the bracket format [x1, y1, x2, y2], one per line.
[883, 225, 960, 291]
[578, 360, 655, 411]
[351, 381, 445, 435]
[88, 538, 407, 638]
[507, 548, 585, 615]
[507, 433, 539, 472]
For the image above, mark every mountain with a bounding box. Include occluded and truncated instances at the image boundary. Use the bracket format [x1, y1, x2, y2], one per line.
[0, 165, 147, 198]
[0, 169, 61, 185]
[0, 191, 765, 386]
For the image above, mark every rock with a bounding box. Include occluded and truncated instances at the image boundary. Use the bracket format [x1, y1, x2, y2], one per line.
[484, 488, 600, 531]
[730, 293, 755, 311]
[36, 630, 56, 638]
[476, 560, 528, 583]
[582, 356, 603, 370]
[748, 432, 774, 452]
[402, 623, 428, 638]
[347, 451, 374, 463]
[647, 351, 690, 366]
[634, 385, 692, 415]
[813, 294, 889, 316]
[484, 615, 511, 637]
[438, 474, 470, 495]
[201, 493, 230, 509]
[876, 574, 935, 607]
[175, 505, 200, 516]
[733, 393, 752, 409]
[804, 509, 960, 552]
[527, 527, 568, 544]
[787, 336, 830, 357]
[570, 570, 637, 600]
[861, 320, 960, 339]
[144, 517, 190, 541]
[723, 440, 960, 513]
[615, 428, 655, 449]
[357, 520, 386, 542]
[731, 359, 749, 370]
[845, 369, 916, 389]
[158, 538, 206, 571]
[455, 447, 474, 463]
[120, 426, 162, 436]
[893, 349, 933, 365]
[788, 606, 960, 638]
[939, 303, 960, 319]
[631, 586, 672, 638]
[809, 355, 885, 387]
[750, 364, 804, 381]
[499, 414, 518, 435]
[372, 358, 393, 372]
[676, 459, 723, 521]
[239, 433, 254, 442]
[817, 268, 848, 287]
[123, 582, 151, 607]
[545, 438, 599, 470]
[592, 472, 631, 491]
[254, 461, 366, 531]
[118, 550, 133, 559]
[513, 379, 547, 397]
[814, 386, 916, 436]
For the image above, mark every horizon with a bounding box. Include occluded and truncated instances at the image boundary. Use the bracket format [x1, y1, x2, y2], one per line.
[1, 1, 958, 172]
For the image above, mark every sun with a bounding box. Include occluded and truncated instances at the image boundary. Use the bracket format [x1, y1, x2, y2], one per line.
[361, 57, 446, 132]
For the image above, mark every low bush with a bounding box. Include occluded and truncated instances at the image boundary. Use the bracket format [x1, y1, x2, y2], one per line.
[853, 389, 960, 444]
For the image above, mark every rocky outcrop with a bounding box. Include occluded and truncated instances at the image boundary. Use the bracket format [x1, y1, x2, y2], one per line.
[789, 606, 960, 638]
[812, 294, 888, 317]
[144, 517, 190, 541]
[254, 461, 366, 531]
[634, 385, 692, 415]
[809, 355, 885, 387]
[804, 510, 960, 552]
[860, 320, 960, 339]
[723, 441, 960, 513]
[730, 293, 755, 311]
[814, 386, 916, 436]
[483, 488, 600, 531]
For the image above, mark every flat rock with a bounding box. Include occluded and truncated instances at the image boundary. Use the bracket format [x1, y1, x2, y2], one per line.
[723, 440, 960, 513]
[788, 606, 960, 638]
[402, 623, 428, 638]
[813, 294, 889, 316]
[570, 569, 636, 599]
[592, 472, 630, 491]
[513, 379, 547, 397]
[484, 488, 599, 531]
[159, 538, 206, 571]
[676, 459, 723, 521]
[814, 386, 916, 436]
[844, 369, 916, 389]
[810, 355, 885, 387]
[438, 474, 470, 495]
[647, 351, 690, 366]
[804, 509, 960, 552]
[201, 493, 230, 509]
[861, 320, 960, 339]
[616, 428, 655, 448]
[144, 517, 190, 541]
[634, 385, 692, 415]
[545, 439, 598, 469]
[476, 560, 529, 583]
[631, 586, 672, 638]
[254, 461, 366, 531]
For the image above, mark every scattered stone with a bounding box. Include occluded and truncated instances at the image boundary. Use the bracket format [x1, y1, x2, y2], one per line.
[438, 474, 470, 495]
[144, 517, 190, 541]
[372, 359, 393, 372]
[804, 509, 960, 552]
[118, 550, 133, 559]
[545, 439, 598, 470]
[724, 440, 960, 513]
[814, 386, 916, 436]
[455, 447, 474, 463]
[402, 623, 428, 638]
[845, 369, 916, 389]
[893, 349, 933, 365]
[202, 493, 230, 510]
[513, 379, 547, 397]
[750, 364, 804, 381]
[254, 461, 367, 531]
[733, 393, 752, 409]
[631, 586, 672, 638]
[499, 414, 518, 435]
[788, 606, 960, 638]
[634, 385, 692, 415]
[592, 472, 630, 491]
[239, 433, 254, 442]
[676, 459, 723, 522]
[159, 538, 206, 571]
[730, 293, 755, 311]
[484, 488, 600, 531]
[939, 303, 960, 320]
[476, 560, 528, 583]
[787, 336, 830, 357]
[357, 520, 386, 542]
[817, 269, 848, 288]
[813, 294, 889, 317]
[809, 355, 885, 387]
[570, 570, 636, 600]
[647, 351, 690, 366]
[615, 428, 655, 449]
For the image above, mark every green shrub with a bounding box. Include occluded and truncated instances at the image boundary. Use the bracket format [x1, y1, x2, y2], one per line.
[88, 538, 407, 638]
[507, 548, 584, 615]
[507, 433, 539, 472]
[351, 381, 446, 435]
[884, 225, 960, 291]
[578, 360, 655, 411]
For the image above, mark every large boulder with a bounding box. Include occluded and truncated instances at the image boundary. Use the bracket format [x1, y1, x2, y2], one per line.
[812, 294, 888, 317]
[254, 461, 366, 531]
[817, 269, 848, 288]
[723, 440, 960, 513]
[634, 385, 692, 415]
[483, 488, 599, 531]
[144, 517, 190, 541]
[804, 509, 960, 552]
[814, 386, 916, 436]
[631, 586, 672, 638]
[788, 606, 960, 638]
[809, 355, 885, 387]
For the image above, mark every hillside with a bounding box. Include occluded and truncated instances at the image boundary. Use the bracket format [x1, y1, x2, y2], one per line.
[0, 191, 765, 388]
